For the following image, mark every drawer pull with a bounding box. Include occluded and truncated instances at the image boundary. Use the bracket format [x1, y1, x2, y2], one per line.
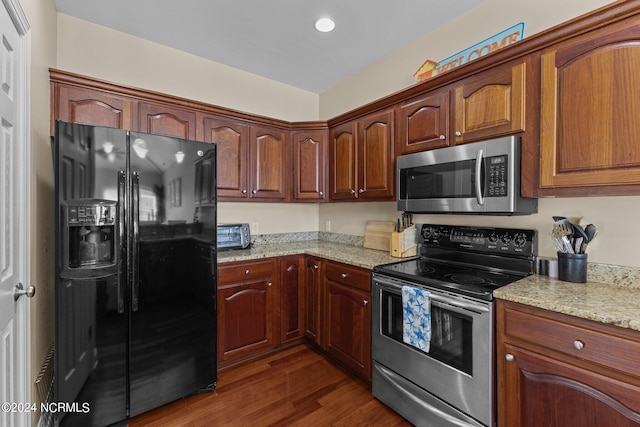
[505, 354, 514, 362]
[268, 282, 273, 287]
[573, 340, 585, 351]
[341, 273, 348, 279]
[245, 269, 250, 275]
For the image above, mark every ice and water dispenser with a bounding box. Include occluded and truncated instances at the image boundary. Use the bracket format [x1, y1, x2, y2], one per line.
[62, 199, 118, 276]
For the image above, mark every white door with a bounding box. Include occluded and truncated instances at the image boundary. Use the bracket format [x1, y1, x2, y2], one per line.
[0, 0, 31, 426]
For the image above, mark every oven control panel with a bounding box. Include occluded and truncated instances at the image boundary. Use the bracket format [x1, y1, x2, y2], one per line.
[421, 224, 537, 256]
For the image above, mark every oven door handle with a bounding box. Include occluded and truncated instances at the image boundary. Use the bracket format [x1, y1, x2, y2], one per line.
[373, 276, 490, 314]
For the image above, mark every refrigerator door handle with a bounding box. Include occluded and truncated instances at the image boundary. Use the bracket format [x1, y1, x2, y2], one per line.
[132, 171, 140, 312]
[117, 171, 126, 314]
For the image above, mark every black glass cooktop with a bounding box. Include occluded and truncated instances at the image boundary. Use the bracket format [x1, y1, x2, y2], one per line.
[373, 257, 527, 300]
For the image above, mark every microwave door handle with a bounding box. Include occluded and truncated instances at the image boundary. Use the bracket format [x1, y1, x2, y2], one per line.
[475, 149, 485, 206]
[117, 171, 126, 314]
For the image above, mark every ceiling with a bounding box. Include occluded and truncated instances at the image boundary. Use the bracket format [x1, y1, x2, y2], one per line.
[53, 0, 485, 93]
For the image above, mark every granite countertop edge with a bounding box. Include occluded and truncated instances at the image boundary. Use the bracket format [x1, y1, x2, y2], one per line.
[494, 274, 640, 332]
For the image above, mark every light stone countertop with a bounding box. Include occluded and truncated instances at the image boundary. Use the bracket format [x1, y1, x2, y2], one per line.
[494, 271, 640, 332]
[217, 239, 403, 270]
[217, 233, 640, 332]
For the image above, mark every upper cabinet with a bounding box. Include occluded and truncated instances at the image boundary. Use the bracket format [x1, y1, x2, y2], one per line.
[397, 88, 450, 154]
[137, 102, 197, 140]
[249, 125, 289, 201]
[452, 58, 527, 144]
[200, 114, 249, 199]
[52, 85, 134, 133]
[292, 129, 328, 202]
[397, 57, 529, 155]
[330, 109, 395, 201]
[538, 17, 640, 194]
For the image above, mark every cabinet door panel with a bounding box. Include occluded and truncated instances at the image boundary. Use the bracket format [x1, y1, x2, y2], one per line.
[358, 110, 394, 199]
[292, 131, 327, 201]
[56, 86, 133, 130]
[280, 257, 304, 343]
[501, 344, 640, 427]
[325, 280, 371, 380]
[453, 61, 526, 144]
[201, 116, 249, 199]
[540, 23, 640, 189]
[398, 90, 450, 154]
[137, 102, 197, 140]
[218, 280, 274, 362]
[250, 126, 287, 200]
[330, 122, 358, 200]
[304, 258, 322, 345]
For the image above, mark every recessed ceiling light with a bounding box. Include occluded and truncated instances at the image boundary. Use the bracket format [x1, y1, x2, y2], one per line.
[315, 17, 335, 33]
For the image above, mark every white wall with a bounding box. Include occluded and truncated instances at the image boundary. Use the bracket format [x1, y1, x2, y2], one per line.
[317, 0, 640, 268]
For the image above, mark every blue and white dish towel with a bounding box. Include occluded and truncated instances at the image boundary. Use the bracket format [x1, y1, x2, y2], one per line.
[402, 285, 431, 353]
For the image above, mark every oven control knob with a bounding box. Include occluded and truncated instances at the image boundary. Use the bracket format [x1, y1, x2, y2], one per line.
[513, 233, 527, 248]
[488, 232, 499, 244]
[501, 234, 512, 244]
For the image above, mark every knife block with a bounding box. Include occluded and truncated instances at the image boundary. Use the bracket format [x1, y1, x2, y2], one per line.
[390, 225, 417, 258]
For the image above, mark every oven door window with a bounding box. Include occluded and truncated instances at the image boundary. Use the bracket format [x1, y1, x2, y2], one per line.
[381, 289, 473, 375]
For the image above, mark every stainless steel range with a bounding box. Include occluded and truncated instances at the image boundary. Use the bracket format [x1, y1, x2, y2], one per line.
[372, 224, 537, 427]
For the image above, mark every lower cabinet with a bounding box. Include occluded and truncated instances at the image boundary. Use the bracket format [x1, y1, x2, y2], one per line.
[279, 256, 305, 344]
[217, 258, 277, 366]
[497, 300, 640, 427]
[324, 261, 372, 381]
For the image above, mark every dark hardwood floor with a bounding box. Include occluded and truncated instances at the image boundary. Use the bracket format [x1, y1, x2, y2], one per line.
[128, 343, 411, 426]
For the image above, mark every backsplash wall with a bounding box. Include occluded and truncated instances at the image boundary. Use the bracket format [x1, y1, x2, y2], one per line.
[318, 196, 640, 268]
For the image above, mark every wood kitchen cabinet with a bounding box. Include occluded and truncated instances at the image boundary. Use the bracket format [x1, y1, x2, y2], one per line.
[304, 257, 323, 345]
[199, 114, 249, 199]
[324, 261, 372, 381]
[538, 17, 640, 195]
[292, 129, 328, 201]
[136, 101, 197, 140]
[51, 85, 134, 133]
[397, 58, 529, 155]
[397, 88, 450, 154]
[497, 300, 640, 427]
[249, 125, 288, 200]
[279, 256, 305, 344]
[217, 258, 277, 367]
[330, 108, 395, 201]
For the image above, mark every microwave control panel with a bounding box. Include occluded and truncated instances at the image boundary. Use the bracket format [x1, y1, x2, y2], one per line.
[487, 155, 507, 197]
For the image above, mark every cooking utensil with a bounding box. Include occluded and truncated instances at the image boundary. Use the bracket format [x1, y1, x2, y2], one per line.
[552, 219, 575, 254]
[580, 223, 598, 253]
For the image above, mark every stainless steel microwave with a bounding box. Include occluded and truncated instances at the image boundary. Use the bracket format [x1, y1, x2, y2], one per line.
[397, 136, 537, 215]
[217, 223, 251, 250]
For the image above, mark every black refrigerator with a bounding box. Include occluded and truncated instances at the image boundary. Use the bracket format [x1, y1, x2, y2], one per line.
[53, 121, 217, 426]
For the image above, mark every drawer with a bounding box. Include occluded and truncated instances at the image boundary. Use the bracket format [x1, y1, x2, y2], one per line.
[218, 258, 274, 284]
[325, 261, 371, 292]
[502, 304, 640, 379]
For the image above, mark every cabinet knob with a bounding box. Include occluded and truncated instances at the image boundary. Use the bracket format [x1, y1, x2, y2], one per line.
[455, 131, 462, 137]
[341, 273, 348, 279]
[242, 189, 247, 194]
[505, 354, 514, 362]
[439, 135, 445, 140]
[358, 189, 364, 193]
[350, 189, 356, 194]
[268, 282, 273, 287]
[252, 190, 257, 194]
[573, 340, 585, 350]
[313, 264, 319, 270]
[363, 300, 369, 306]
[319, 191, 324, 196]
[245, 269, 250, 275]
